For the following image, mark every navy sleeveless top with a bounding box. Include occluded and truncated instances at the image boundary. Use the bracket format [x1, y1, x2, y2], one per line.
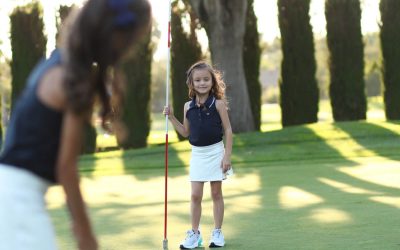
[0, 50, 63, 183]
[186, 95, 223, 146]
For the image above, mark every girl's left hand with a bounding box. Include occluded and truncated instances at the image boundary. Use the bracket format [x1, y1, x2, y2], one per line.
[221, 155, 231, 173]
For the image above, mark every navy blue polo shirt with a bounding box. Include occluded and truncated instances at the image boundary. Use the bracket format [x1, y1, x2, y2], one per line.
[0, 50, 63, 183]
[186, 95, 223, 146]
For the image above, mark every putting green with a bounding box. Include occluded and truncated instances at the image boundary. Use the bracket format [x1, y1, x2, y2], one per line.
[47, 157, 400, 249]
[47, 120, 400, 249]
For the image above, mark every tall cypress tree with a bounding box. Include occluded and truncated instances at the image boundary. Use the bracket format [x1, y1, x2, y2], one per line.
[243, 0, 262, 131]
[117, 30, 153, 149]
[325, 0, 366, 121]
[379, 0, 400, 120]
[278, 0, 319, 127]
[171, 0, 203, 141]
[10, 2, 47, 110]
[55, 5, 73, 46]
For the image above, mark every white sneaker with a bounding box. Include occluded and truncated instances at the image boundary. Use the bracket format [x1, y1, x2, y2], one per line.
[180, 230, 203, 249]
[209, 228, 225, 247]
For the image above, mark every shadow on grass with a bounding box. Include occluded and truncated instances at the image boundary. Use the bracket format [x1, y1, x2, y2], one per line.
[77, 141, 189, 181]
[50, 202, 164, 249]
[224, 162, 400, 249]
[121, 142, 188, 181]
[334, 121, 400, 161]
[58, 123, 400, 249]
[223, 126, 400, 249]
[231, 126, 355, 165]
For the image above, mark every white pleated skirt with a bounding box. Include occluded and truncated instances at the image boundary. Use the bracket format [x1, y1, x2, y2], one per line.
[189, 141, 233, 182]
[0, 164, 57, 250]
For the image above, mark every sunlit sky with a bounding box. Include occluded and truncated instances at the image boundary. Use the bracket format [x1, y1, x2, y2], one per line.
[0, 0, 380, 60]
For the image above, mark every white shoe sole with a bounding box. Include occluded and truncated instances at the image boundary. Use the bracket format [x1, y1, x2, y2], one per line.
[180, 238, 202, 249]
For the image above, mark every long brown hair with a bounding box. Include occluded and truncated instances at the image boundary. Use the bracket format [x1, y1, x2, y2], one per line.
[186, 61, 227, 103]
[60, 0, 151, 127]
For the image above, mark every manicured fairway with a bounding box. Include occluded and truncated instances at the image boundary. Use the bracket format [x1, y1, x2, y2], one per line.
[47, 120, 400, 249]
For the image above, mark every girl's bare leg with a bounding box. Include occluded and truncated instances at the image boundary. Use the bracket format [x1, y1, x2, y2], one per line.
[210, 181, 224, 229]
[191, 181, 204, 232]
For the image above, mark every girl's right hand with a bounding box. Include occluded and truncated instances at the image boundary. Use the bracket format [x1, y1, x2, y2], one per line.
[163, 105, 174, 118]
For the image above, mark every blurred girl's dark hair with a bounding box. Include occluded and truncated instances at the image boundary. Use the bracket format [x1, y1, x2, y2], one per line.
[60, 0, 151, 128]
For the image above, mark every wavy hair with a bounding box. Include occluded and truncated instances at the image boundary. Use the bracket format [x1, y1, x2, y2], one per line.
[186, 61, 227, 104]
[60, 0, 151, 128]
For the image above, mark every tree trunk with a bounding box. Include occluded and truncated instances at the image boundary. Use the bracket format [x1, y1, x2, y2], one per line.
[10, 3, 47, 111]
[117, 30, 153, 149]
[243, 0, 262, 131]
[380, 0, 400, 120]
[278, 0, 319, 127]
[325, 0, 366, 121]
[190, 0, 255, 132]
[171, 1, 203, 141]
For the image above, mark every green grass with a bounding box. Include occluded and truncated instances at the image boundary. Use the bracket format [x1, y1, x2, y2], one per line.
[47, 98, 400, 249]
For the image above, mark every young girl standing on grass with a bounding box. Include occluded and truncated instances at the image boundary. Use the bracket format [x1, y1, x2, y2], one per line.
[164, 61, 233, 249]
[0, 0, 151, 249]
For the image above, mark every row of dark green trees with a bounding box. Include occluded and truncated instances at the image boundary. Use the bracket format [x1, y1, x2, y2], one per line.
[278, 0, 400, 126]
[1, 0, 400, 151]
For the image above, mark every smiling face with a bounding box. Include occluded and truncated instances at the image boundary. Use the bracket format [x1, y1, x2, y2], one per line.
[192, 68, 213, 96]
